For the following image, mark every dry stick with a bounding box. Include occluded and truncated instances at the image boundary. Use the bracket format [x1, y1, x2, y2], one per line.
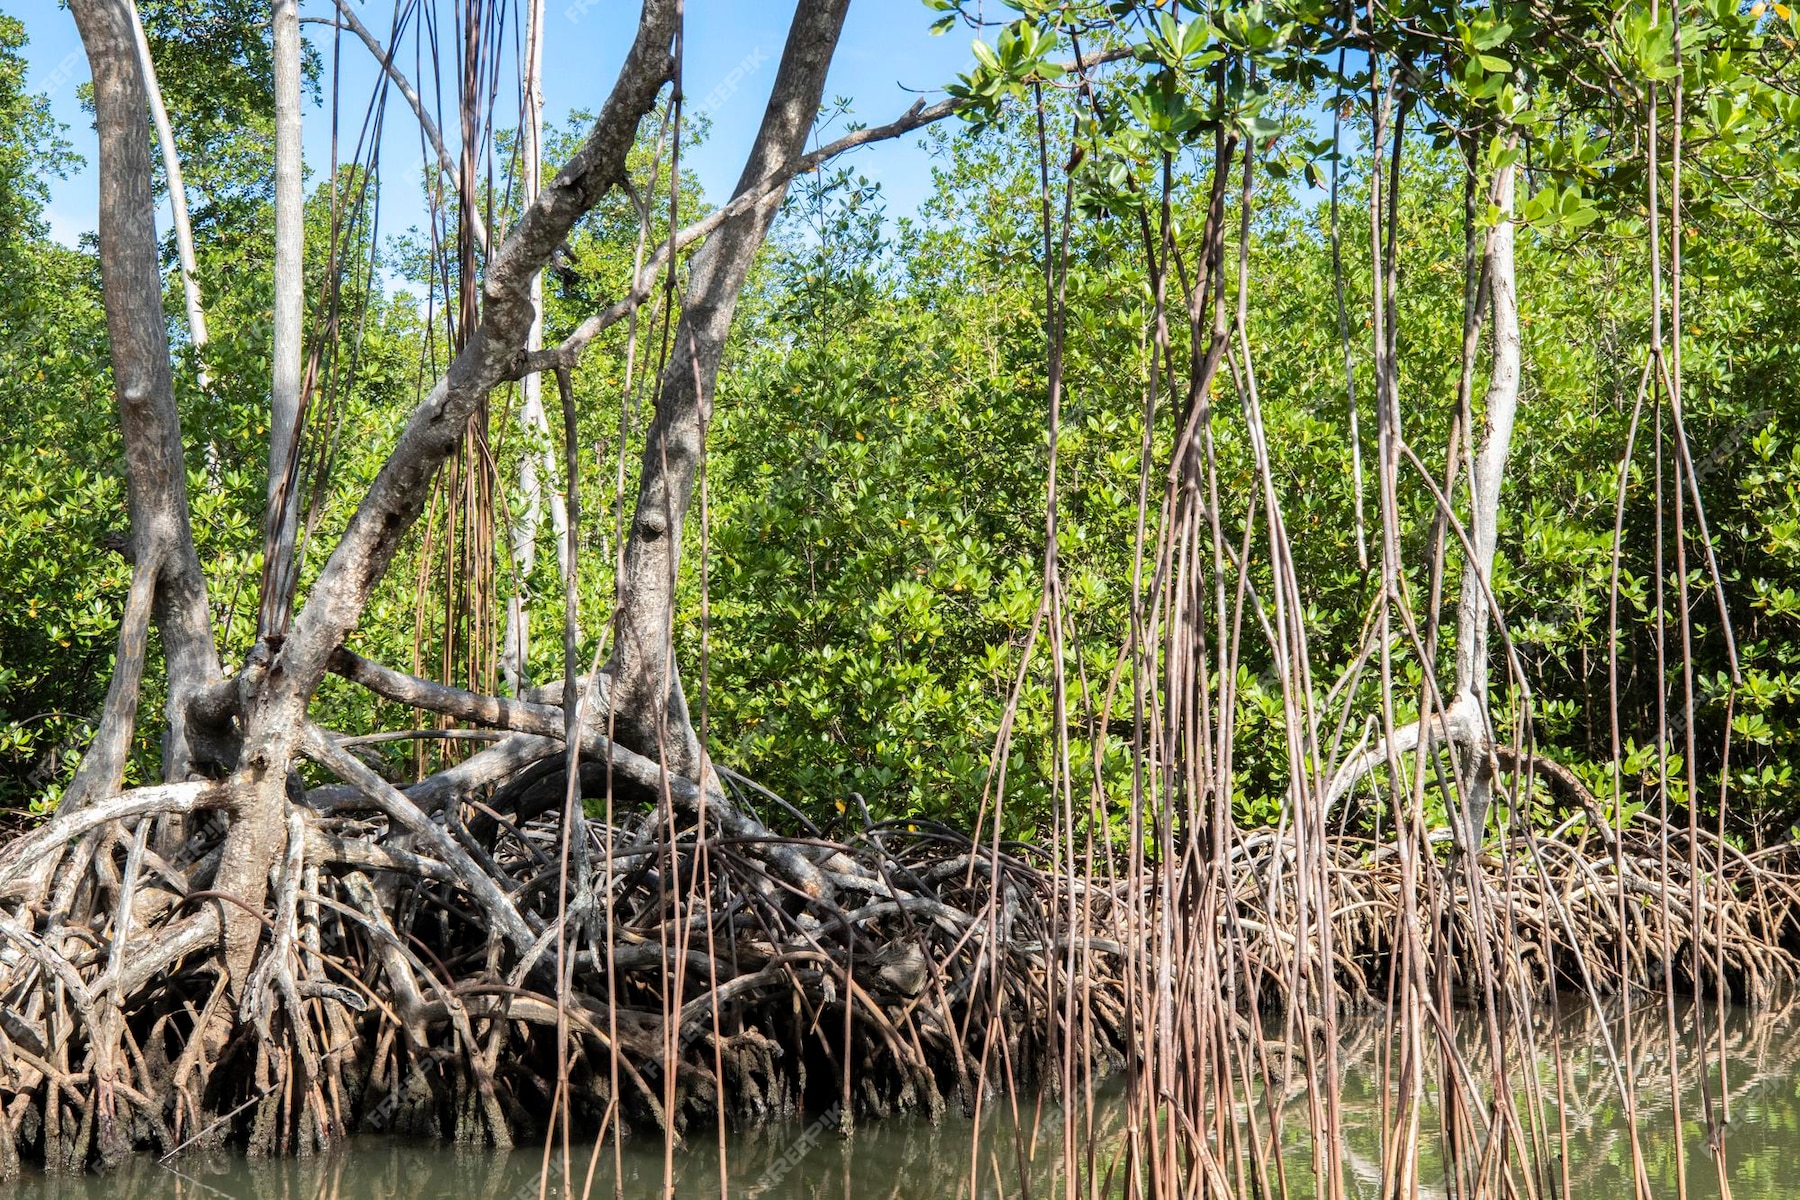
[1327, 44, 1368, 573]
[1639, 23, 1694, 1197]
[1662, 16, 1731, 1188]
[653, 27, 691, 1199]
[1232, 135, 1347, 1198]
[1064, 49, 1162, 1161]
[685, 116, 733, 1200]
[1664, 20, 1730, 1178]
[1363, 52, 1430, 1199]
[1606, 349, 1657, 1196]
[1026, 83, 1083, 1200]
[1152, 99, 1233, 1196]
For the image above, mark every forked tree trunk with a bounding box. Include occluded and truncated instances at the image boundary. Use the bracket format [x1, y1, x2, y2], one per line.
[207, 0, 679, 995]
[63, 0, 220, 811]
[4, 0, 1041, 1171]
[1324, 157, 1520, 837]
[607, 0, 852, 778]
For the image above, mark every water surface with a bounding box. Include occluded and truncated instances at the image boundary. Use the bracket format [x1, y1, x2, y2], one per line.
[15, 1000, 1800, 1198]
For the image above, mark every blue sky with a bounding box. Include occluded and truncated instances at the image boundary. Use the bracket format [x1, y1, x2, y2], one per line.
[19, 1, 977, 255]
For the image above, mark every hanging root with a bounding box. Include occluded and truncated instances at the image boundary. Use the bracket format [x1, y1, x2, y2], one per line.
[1230, 806, 1800, 1014]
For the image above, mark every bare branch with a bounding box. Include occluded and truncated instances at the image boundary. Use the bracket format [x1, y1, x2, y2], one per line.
[524, 48, 1136, 376]
[127, 0, 209, 388]
[299, 725, 538, 954]
[274, 0, 679, 700]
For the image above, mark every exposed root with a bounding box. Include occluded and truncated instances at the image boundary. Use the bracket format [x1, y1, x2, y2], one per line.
[0, 727, 1131, 1174]
[2, 674, 1797, 1175]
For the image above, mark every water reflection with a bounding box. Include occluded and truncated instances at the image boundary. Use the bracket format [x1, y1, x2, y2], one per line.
[14, 1000, 1800, 1199]
[8, 1105, 1103, 1200]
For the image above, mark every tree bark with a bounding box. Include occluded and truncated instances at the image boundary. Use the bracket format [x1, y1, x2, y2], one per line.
[260, 0, 306, 640]
[1322, 156, 1519, 839]
[608, 0, 852, 777]
[212, 0, 677, 995]
[1454, 160, 1519, 717]
[64, 0, 220, 807]
[269, 0, 676, 701]
[1450, 157, 1520, 836]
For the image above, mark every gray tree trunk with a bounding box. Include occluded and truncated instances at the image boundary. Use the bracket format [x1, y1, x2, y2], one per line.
[63, 0, 220, 809]
[261, 0, 306, 639]
[608, 0, 853, 778]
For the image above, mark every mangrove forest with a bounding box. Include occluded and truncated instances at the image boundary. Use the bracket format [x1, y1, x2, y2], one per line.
[4, 0, 1800, 1195]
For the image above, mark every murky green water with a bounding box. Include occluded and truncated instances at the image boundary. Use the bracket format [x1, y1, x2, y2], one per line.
[14, 1000, 1800, 1198]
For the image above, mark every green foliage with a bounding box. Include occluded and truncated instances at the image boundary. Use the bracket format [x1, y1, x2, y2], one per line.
[7, 0, 1800, 847]
[0, 12, 116, 812]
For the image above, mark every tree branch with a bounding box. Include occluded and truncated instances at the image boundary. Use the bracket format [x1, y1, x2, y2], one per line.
[127, 1, 209, 389]
[299, 725, 537, 954]
[607, 0, 852, 776]
[272, 0, 678, 701]
[523, 48, 1135, 376]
